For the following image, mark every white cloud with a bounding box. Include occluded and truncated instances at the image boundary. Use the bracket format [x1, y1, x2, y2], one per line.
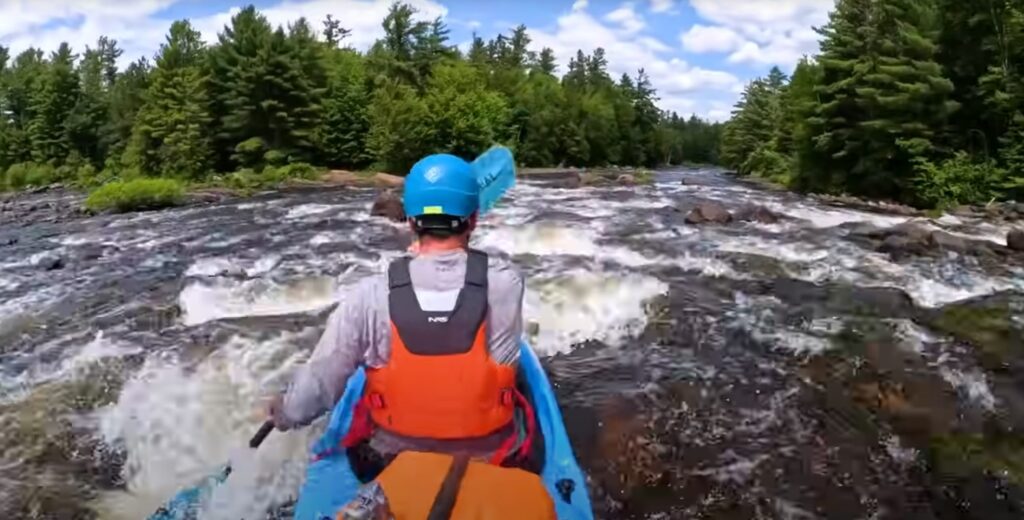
[685, 0, 833, 68]
[572, 0, 589, 12]
[0, 0, 176, 64]
[0, 0, 446, 65]
[604, 3, 645, 35]
[649, 0, 676, 13]
[527, 9, 740, 118]
[681, 24, 745, 53]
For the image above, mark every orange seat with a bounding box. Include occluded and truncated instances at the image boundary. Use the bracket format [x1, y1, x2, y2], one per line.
[374, 451, 556, 520]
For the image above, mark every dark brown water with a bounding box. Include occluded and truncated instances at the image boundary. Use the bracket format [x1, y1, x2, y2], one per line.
[2, 169, 1023, 519]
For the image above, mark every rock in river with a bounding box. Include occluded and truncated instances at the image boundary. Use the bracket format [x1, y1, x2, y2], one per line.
[370, 189, 405, 222]
[685, 202, 732, 224]
[1009, 229, 1024, 252]
[735, 204, 782, 224]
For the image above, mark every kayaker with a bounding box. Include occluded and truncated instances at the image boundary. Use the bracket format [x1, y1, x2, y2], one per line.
[266, 153, 528, 473]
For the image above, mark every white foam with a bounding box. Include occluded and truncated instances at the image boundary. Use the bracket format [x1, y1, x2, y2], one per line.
[186, 258, 246, 278]
[178, 276, 338, 326]
[766, 201, 910, 229]
[525, 270, 668, 355]
[939, 367, 997, 411]
[309, 231, 343, 246]
[95, 331, 317, 520]
[717, 236, 830, 263]
[475, 222, 652, 266]
[729, 293, 833, 356]
[284, 203, 339, 220]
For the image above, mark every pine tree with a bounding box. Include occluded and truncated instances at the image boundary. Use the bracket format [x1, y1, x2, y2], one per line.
[534, 48, 558, 76]
[103, 58, 150, 160]
[813, 0, 957, 200]
[366, 80, 434, 172]
[126, 20, 213, 179]
[28, 43, 79, 164]
[369, 3, 428, 88]
[423, 61, 510, 159]
[322, 14, 351, 47]
[67, 39, 120, 167]
[317, 49, 370, 168]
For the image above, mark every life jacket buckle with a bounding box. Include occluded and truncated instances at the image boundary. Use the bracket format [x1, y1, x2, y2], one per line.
[500, 388, 514, 407]
[368, 393, 386, 409]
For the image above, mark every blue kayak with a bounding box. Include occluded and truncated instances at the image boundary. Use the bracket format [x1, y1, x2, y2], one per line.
[294, 341, 594, 519]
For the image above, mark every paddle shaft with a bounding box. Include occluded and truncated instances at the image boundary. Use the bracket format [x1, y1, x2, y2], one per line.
[250, 421, 274, 449]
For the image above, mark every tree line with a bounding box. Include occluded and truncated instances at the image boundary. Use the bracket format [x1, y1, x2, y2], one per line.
[720, 0, 1024, 208]
[0, 3, 722, 192]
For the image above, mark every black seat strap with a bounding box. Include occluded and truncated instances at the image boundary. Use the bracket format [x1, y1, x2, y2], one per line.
[465, 249, 488, 288]
[426, 453, 471, 520]
[388, 257, 412, 289]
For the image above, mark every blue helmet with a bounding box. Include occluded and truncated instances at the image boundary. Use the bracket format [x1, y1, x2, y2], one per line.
[403, 154, 479, 219]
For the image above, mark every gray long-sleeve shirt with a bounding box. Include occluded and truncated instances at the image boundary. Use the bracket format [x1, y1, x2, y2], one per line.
[279, 249, 525, 437]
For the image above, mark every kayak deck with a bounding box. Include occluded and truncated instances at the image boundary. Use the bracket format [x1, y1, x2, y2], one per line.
[294, 341, 593, 519]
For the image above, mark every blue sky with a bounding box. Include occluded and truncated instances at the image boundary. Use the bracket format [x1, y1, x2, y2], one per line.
[1, 0, 834, 120]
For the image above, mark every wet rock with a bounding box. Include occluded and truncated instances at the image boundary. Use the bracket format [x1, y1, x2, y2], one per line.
[1009, 229, 1024, 252]
[616, 174, 637, 186]
[735, 204, 782, 224]
[75, 244, 106, 262]
[842, 221, 886, 238]
[34, 252, 65, 271]
[552, 172, 582, 189]
[2, 237, 16, 246]
[370, 189, 405, 222]
[685, 202, 732, 224]
[930, 230, 967, 252]
[373, 173, 405, 189]
[927, 292, 1024, 373]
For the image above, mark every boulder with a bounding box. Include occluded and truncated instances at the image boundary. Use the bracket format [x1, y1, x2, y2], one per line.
[735, 204, 782, 224]
[685, 202, 732, 224]
[930, 230, 967, 252]
[1009, 229, 1024, 252]
[553, 172, 582, 189]
[370, 189, 405, 222]
[876, 224, 934, 259]
[615, 174, 636, 186]
[373, 173, 405, 189]
[35, 252, 65, 271]
[75, 244, 106, 262]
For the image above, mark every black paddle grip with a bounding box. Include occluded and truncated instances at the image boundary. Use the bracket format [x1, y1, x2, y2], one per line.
[250, 421, 274, 449]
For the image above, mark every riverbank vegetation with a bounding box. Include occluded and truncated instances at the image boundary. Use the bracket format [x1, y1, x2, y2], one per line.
[0, 2, 722, 210]
[720, 0, 1024, 209]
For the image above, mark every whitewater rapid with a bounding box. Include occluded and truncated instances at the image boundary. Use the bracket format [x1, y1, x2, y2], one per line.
[1, 168, 1022, 519]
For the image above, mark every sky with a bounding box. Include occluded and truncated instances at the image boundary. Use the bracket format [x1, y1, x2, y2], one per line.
[0, 0, 836, 121]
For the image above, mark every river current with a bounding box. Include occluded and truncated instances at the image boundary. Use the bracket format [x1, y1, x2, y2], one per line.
[1, 168, 1023, 519]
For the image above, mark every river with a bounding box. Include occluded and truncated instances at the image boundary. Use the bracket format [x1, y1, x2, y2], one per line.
[1, 168, 1023, 519]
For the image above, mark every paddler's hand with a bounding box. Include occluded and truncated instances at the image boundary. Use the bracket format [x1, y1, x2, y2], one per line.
[407, 239, 420, 254]
[265, 394, 291, 431]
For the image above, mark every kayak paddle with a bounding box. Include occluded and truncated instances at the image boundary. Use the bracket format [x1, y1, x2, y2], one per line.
[148, 421, 274, 520]
[472, 145, 516, 215]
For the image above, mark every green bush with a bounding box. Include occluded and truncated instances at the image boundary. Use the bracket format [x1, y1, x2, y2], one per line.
[265, 162, 320, 182]
[233, 137, 266, 168]
[4, 162, 58, 189]
[913, 152, 1005, 209]
[85, 178, 186, 213]
[263, 149, 288, 167]
[742, 146, 792, 184]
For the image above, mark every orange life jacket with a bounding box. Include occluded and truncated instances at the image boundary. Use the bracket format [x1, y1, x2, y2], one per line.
[364, 250, 516, 440]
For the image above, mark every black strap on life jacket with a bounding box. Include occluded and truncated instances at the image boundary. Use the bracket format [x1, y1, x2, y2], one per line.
[388, 250, 489, 356]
